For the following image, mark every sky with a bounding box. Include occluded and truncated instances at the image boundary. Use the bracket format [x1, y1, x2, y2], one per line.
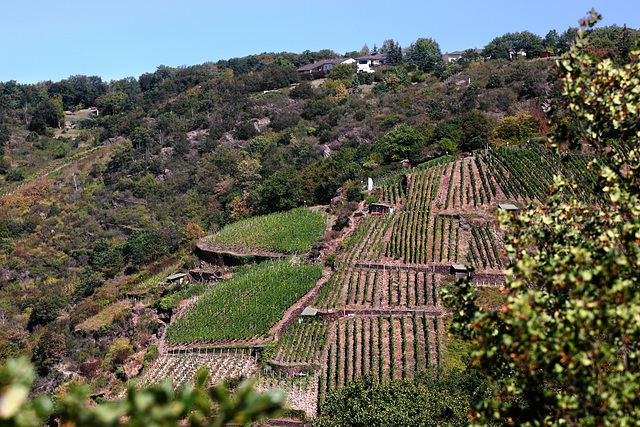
[1, 0, 639, 85]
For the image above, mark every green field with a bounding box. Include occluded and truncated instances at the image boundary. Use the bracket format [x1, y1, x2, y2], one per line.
[204, 207, 327, 254]
[166, 259, 322, 344]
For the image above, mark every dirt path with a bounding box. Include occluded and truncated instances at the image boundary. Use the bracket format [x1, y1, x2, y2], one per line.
[269, 266, 333, 339]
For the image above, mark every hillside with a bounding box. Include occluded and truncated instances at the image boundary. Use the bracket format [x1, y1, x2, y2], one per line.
[0, 22, 637, 425]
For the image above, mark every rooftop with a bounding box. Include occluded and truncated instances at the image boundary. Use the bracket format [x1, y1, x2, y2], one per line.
[165, 272, 188, 281]
[300, 306, 318, 316]
[296, 58, 352, 72]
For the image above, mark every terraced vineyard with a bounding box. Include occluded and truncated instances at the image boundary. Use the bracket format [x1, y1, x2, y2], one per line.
[138, 348, 258, 389]
[273, 317, 330, 365]
[202, 207, 327, 254]
[166, 260, 322, 345]
[138, 147, 598, 419]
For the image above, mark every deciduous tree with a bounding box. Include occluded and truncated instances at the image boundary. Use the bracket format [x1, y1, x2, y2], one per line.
[445, 10, 640, 425]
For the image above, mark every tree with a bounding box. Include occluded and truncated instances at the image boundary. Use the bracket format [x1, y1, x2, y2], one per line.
[486, 74, 503, 88]
[515, 30, 545, 58]
[483, 36, 511, 60]
[130, 127, 151, 151]
[380, 39, 403, 65]
[543, 29, 561, 54]
[327, 63, 356, 80]
[407, 38, 442, 72]
[32, 329, 67, 374]
[445, 10, 640, 425]
[484, 31, 544, 60]
[96, 91, 128, 116]
[558, 27, 580, 54]
[28, 96, 64, 133]
[436, 137, 459, 155]
[27, 292, 67, 331]
[459, 110, 495, 151]
[492, 112, 542, 145]
[350, 73, 361, 94]
[0, 124, 10, 145]
[373, 123, 427, 163]
[259, 166, 303, 213]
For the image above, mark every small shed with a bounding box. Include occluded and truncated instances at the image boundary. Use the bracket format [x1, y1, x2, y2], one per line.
[165, 273, 188, 285]
[369, 203, 393, 215]
[450, 264, 469, 279]
[498, 203, 518, 212]
[299, 306, 318, 323]
[300, 306, 318, 317]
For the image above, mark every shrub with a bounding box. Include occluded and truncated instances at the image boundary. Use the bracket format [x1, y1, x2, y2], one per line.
[6, 167, 25, 182]
[234, 121, 258, 141]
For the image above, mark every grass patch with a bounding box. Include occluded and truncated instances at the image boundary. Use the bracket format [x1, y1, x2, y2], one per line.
[75, 300, 131, 332]
[473, 286, 508, 308]
[441, 316, 472, 373]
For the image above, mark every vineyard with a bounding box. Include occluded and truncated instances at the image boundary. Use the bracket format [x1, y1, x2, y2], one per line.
[273, 317, 330, 365]
[315, 266, 442, 309]
[318, 313, 442, 402]
[137, 348, 258, 389]
[142, 146, 598, 419]
[255, 373, 319, 419]
[165, 260, 322, 345]
[202, 207, 327, 254]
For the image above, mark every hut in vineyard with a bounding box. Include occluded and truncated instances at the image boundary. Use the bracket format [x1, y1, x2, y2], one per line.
[369, 203, 393, 215]
[498, 203, 519, 212]
[299, 306, 318, 323]
[450, 264, 470, 279]
[165, 272, 188, 285]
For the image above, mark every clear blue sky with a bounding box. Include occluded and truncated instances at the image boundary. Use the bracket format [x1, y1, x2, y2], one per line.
[1, 0, 639, 84]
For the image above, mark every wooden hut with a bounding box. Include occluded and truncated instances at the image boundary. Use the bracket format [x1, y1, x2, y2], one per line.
[450, 264, 470, 279]
[498, 203, 518, 212]
[165, 272, 188, 285]
[369, 203, 393, 215]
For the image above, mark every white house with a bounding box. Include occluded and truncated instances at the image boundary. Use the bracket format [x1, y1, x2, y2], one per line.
[509, 49, 527, 60]
[355, 54, 387, 73]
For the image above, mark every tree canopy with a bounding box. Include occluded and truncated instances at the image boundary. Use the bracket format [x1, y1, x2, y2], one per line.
[407, 38, 442, 72]
[484, 31, 544, 59]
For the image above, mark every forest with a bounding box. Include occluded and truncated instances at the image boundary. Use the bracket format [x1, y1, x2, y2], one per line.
[0, 13, 639, 426]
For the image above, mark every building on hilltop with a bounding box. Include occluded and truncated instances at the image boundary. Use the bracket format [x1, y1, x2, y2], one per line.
[355, 53, 388, 73]
[296, 58, 356, 76]
[443, 48, 483, 62]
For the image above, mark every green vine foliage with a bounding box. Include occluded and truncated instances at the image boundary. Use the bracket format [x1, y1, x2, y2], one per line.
[444, 9, 640, 426]
[0, 358, 284, 427]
